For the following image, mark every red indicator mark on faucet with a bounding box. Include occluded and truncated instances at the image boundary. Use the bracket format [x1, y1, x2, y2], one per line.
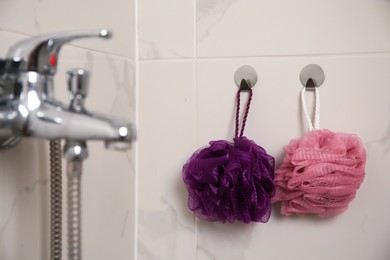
[50, 55, 57, 67]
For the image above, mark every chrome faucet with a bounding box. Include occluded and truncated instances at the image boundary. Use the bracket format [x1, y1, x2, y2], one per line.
[0, 29, 135, 150]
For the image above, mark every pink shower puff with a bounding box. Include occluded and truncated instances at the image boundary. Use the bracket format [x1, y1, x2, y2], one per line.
[273, 129, 366, 217]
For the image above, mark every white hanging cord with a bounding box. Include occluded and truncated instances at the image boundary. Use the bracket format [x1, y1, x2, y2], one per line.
[301, 86, 320, 131]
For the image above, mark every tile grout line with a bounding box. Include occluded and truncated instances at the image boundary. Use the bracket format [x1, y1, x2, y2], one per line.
[134, 0, 140, 258]
[194, 0, 197, 60]
[2, 29, 390, 61]
[138, 50, 390, 63]
[194, 0, 199, 259]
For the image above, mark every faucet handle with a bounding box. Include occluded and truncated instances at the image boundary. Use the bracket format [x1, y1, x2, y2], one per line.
[5, 29, 111, 75]
[67, 68, 89, 112]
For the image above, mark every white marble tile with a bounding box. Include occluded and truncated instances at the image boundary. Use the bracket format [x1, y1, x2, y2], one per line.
[138, 61, 196, 260]
[196, 54, 390, 260]
[0, 30, 136, 260]
[197, 0, 390, 57]
[0, 139, 49, 260]
[138, 0, 195, 59]
[0, 0, 136, 58]
[57, 47, 136, 260]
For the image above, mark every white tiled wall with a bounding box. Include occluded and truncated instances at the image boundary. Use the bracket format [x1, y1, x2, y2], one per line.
[137, 0, 390, 260]
[1, 0, 390, 260]
[196, 0, 390, 58]
[194, 56, 390, 260]
[138, 0, 195, 59]
[138, 61, 196, 260]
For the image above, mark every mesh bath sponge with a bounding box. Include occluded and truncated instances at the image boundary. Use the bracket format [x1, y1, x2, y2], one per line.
[182, 88, 275, 223]
[273, 87, 366, 217]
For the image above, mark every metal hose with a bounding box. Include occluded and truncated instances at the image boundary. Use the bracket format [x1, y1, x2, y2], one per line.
[67, 160, 82, 260]
[49, 139, 62, 260]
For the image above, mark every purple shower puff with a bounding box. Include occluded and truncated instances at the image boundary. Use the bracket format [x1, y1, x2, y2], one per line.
[182, 136, 275, 223]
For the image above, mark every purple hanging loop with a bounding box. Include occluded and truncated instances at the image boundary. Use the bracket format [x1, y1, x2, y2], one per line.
[235, 86, 253, 138]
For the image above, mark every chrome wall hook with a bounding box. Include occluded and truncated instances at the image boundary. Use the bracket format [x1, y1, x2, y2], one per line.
[300, 64, 325, 90]
[234, 65, 257, 90]
[306, 78, 316, 89]
[239, 79, 251, 90]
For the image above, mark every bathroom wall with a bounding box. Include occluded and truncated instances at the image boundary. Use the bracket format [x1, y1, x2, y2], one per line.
[0, 0, 136, 259]
[138, 1, 390, 260]
[1, 1, 390, 260]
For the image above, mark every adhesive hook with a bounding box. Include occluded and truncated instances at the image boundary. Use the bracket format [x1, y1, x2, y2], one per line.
[234, 65, 257, 90]
[299, 64, 325, 89]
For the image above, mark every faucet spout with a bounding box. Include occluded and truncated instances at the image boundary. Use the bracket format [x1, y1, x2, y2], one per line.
[27, 102, 135, 150]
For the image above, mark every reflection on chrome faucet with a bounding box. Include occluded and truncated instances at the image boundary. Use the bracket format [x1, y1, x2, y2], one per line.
[0, 29, 136, 149]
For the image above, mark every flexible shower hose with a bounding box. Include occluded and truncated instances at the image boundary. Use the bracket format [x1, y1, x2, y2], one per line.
[49, 140, 62, 260]
[67, 160, 82, 260]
